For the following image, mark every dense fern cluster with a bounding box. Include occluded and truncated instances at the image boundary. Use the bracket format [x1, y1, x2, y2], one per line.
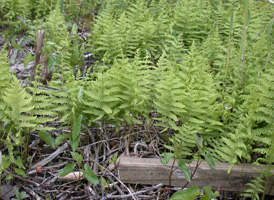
[1, 0, 274, 198]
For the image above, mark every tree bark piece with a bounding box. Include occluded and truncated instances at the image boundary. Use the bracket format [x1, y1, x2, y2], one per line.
[118, 156, 274, 195]
[31, 30, 45, 82]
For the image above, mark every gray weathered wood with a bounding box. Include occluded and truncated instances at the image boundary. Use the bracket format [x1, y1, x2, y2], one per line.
[118, 156, 274, 195]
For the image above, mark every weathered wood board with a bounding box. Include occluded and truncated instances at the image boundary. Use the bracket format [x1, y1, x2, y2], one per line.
[118, 156, 274, 195]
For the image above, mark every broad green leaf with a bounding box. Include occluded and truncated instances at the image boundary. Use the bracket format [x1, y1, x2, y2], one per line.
[71, 152, 82, 165]
[161, 152, 171, 165]
[177, 159, 191, 182]
[14, 168, 27, 177]
[48, 55, 56, 71]
[38, 131, 55, 149]
[58, 163, 76, 177]
[24, 52, 34, 68]
[200, 194, 210, 200]
[204, 152, 215, 172]
[11, 38, 24, 53]
[201, 186, 219, 200]
[194, 133, 203, 150]
[170, 186, 201, 200]
[71, 114, 82, 152]
[82, 163, 99, 185]
[14, 156, 25, 169]
[71, 23, 78, 34]
[55, 134, 70, 146]
[5, 174, 13, 180]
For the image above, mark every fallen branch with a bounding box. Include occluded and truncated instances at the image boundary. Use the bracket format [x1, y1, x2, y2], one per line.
[31, 143, 68, 169]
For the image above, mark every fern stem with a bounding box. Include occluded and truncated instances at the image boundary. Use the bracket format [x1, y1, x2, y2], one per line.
[181, 158, 202, 189]
[262, 164, 272, 200]
[168, 158, 176, 187]
[24, 130, 31, 163]
[240, 26, 247, 85]
[236, 161, 245, 199]
[225, 38, 232, 77]
[225, 170, 232, 200]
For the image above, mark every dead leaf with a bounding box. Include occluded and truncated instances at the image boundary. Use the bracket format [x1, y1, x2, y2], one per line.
[58, 172, 83, 181]
[1, 184, 15, 200]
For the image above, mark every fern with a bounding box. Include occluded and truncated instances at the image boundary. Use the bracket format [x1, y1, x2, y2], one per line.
[82, 72, 120, 123]
[154, 43, 222, 157]
[243, 175, 265, 200]
[1, 0, 30, 20]
[30, 0, 58, 19]
[26, 80, 58, 130]
[107, 55, 150, 124]
[3, 76, 36, 129]
[0, 47, 12, 122]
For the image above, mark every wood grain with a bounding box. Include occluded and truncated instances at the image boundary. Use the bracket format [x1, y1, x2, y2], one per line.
[118, 156, 274, 195]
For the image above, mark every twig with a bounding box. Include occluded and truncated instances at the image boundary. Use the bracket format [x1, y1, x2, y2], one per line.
[28, 161, 69, 175]
[86, 128, 99, 173]
[104, 184, 163, 199]
[31, 143, 68, 169]
[106, 176, 124, 195]
[23, 186, 42, 200]
[3, 170, 40, 187]
[86, 156, 137, 200]
[133, 142, 148, 155]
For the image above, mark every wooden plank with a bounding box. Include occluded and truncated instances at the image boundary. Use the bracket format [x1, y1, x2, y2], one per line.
[118, 156, 274, 195]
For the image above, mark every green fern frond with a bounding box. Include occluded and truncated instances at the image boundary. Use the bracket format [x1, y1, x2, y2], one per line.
[3, 76, 36, 129]
[242, 175, 265, 200]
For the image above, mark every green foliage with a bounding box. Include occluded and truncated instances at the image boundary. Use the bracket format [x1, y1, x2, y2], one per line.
[3, 76, 36, 129]
[170, 186, 201, 200]
[243, 175, 264, 200]
[37, 130, 55, 149]
[58, 163, 76, 177]
[0, 47, 11, 122]
[13, 187, 29, 200]
[1, 0, 31, 20]
[81, 163, 99, 185]
[1, 1, 274, 198]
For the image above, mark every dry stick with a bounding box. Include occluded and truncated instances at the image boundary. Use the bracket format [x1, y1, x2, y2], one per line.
[94, 159, 137, 200]
[27, 161, 69, 175]
[31, 30, 45, 82]
[86, 128, 99, 173]
[3, 170, 40, 187]
[23, 186, 42, 200]
[105, 183, 163, 199]
[31, 142, 68, 169]
[106, 176, 124, 195]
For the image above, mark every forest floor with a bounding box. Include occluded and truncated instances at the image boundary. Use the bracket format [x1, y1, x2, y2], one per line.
[0, 26, 273, 200]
